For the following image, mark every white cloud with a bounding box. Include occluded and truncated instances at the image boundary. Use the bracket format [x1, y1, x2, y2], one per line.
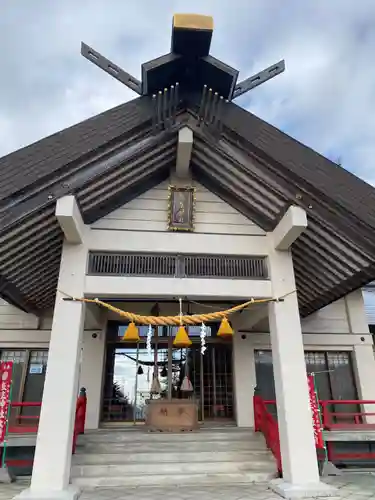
[1, 0, 374, 184]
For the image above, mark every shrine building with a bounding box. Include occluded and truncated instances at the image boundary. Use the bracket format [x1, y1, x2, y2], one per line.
[1, 13, 375, 500]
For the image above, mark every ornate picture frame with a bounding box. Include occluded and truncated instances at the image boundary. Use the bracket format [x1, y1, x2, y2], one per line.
[167, 185, 196, 232]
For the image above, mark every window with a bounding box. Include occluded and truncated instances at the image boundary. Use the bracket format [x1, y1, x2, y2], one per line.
[0, 349, 48, 430]
[254, 350, 358, 402]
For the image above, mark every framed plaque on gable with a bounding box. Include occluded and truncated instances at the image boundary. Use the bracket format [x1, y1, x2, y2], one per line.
[167, 186, 196, 232]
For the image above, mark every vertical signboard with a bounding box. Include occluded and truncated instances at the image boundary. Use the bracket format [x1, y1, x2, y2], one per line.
[0, 362, 13, 443]
[307, 374, 325, 449]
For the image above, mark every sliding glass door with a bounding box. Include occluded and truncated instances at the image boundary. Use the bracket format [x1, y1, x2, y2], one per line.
[102, 321, 234, 423]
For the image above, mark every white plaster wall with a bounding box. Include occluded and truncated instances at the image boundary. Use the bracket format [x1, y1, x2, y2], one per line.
[343, 289, 375, 416]
[87, 228, 268, 256]
[0, 329, 50, 348]
[91, 180, 266, 236]
[232, 330, 256, 427]
[84, 275, 271, 300]
[344, 289, 370, 334]
[0, 298, 39, 330]
[79, 329, 106, 430]
[300, 291, 375, 336]
[301, 299, 349, 333]
[86, 178, 270, 305]
[248, 332, 374, 349]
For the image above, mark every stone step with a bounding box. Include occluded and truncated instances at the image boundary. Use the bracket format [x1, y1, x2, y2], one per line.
[76, 439, 267, 454]
[80, 430, 261, 444]
[100, 423, 238, 430]
[324, 430, 375, 442]
[71, 470, 277, 488]
[72, 449, 271, 465]
[71, 459, 276, 478]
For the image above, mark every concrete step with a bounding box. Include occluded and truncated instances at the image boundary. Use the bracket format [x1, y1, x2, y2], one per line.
[72, 449, 270, 465]
[71, 428, 277, 488]
[324, 430, 375, 442]
[76, 439, 268, 454]
[71, 459, 276, 478]
[100, 422, 238, 430]
[71, 470, 277, 488]
[80, 430, 261, 444]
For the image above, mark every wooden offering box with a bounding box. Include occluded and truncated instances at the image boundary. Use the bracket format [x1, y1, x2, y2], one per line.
[146, 398, 198, 432]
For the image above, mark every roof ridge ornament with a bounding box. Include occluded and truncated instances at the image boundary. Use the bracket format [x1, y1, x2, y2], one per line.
[80, 42, 142, 95]
[152, 83, 180, 133]
[81, 13, 285, 104]
[197, 86, 226, 134]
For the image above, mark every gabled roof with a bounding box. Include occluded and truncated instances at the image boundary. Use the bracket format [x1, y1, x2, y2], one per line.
[0, 98, 152, 203]
[1, 95, 375, 317]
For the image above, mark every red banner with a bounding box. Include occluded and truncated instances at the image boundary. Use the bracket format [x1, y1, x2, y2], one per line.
[307, 374, 325, 449]
[0, 362, 13, 443]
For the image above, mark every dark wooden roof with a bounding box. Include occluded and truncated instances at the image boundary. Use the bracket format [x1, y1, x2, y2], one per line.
[220, 102, 375, 229]
[0, 98, 152, 202]
[1, 95, 375, 316]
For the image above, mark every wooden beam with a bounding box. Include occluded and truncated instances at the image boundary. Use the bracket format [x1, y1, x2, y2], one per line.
[55, 196, 85, 244]
[272, 206, 307, 250]
[175, 127, 193, 178]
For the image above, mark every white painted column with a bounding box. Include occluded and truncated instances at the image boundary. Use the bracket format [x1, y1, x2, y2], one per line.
[79, 326, 106, 430]
[268, 248, 321, 487]
[16, 242, 87, 500]
[267, 211, 335, 497]
[232, 329, 256, 427]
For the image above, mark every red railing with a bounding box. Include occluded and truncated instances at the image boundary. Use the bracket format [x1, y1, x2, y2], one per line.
[253, 395, 282, 474]
[320, 399, 375, 463]
[325, 439, 375, 463]
[253, 397, 375, 473]
[320, 400, 375, 430]
[3, 391, 87, 468]
[8, 402, 41, 434]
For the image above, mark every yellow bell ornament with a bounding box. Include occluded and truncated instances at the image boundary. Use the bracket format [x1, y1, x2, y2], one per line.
[217, 317, 234, 339]
[122, 322, 140, 342]
[173, 325, 192, 348]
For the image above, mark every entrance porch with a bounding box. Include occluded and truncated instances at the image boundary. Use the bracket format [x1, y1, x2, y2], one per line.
[11, 202, 341, 500]
[102, 323, 234, 425]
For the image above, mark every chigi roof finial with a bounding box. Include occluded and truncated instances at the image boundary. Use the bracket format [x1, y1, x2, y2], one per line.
[80, 13, 285, 102]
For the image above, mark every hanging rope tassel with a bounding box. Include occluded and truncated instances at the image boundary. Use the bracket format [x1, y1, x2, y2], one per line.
[217, 317, 234, 339]
[122, 322, 140, 342]
[173, 326, 192, 348]
[173, 298, 192, 348]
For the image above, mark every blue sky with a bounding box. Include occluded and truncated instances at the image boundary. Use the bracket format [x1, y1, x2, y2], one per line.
[1, 0, 375, 184]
